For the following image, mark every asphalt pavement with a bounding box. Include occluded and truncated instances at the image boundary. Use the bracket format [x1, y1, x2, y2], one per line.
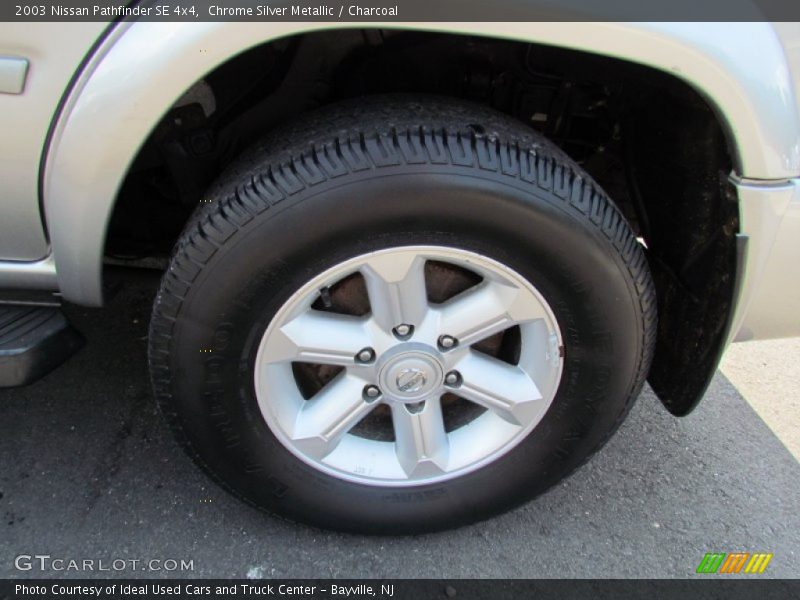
[1, 268, 798, 579]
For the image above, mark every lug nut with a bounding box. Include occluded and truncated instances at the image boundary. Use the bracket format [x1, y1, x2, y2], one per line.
[363, 385, 381, 400]
[393, 324, 414, 338]
[445, 371, 461, 386]
[356, 348, 375, 363]
[438, 335, 458, 350]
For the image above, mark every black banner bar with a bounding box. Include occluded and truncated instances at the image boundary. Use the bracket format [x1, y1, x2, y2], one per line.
[3, 0, 800, 22]
[3, 580, 800, 600]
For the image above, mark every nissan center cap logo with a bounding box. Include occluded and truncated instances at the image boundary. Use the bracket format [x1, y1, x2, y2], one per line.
[396, 368, 428, 393]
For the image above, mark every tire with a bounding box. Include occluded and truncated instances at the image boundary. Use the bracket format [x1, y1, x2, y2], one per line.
[149, 95, 656, 534]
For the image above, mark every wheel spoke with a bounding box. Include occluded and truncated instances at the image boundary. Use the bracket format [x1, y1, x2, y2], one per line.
[438, 280, 548, 346]
[391, 399, 450, 477]
[259, 310, 371, 366]
[361, 252, 428, 331]
[454, 351, 543, 426]
[292, 373, 376, 459]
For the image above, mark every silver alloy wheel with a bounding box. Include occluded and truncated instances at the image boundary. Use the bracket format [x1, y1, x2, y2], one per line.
[254, 246, 564, 486]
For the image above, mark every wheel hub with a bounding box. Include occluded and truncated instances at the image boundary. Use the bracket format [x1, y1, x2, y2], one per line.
[379, 349, 444, 403]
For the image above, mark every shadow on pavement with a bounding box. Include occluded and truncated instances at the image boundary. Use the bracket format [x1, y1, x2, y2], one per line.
[1, 268, 798, 578]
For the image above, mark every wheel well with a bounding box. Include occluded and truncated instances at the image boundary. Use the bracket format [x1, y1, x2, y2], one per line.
[106, 29, 737, 415]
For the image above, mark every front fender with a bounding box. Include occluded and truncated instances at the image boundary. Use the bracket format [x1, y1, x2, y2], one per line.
[44, 21, 800, 306]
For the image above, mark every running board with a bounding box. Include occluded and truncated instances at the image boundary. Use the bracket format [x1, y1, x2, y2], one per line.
[0, 306, 84, 387]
